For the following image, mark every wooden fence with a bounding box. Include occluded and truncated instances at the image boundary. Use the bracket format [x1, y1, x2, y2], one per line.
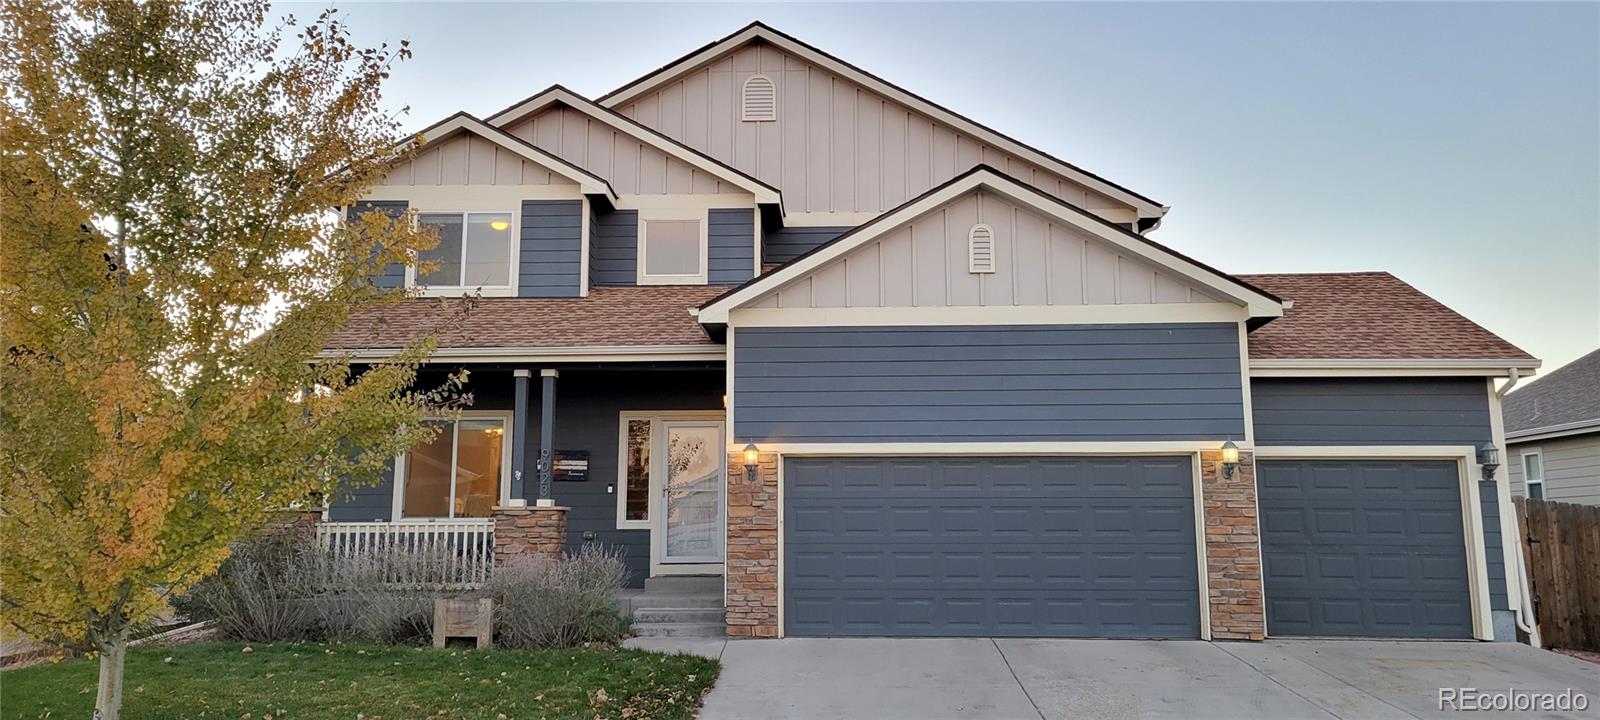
[1515, 497, 1600, 651]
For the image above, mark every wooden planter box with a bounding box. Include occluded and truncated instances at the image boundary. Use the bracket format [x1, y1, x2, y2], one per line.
[432, 597, 494, 649]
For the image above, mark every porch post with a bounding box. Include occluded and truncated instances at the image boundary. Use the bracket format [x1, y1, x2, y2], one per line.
[537, 369, 558, 506]
[511, 369, 531, 502]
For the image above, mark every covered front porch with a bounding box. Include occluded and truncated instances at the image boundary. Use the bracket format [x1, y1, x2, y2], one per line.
[319, 363, 728, 588]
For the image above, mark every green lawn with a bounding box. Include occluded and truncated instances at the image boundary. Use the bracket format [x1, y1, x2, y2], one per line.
[1, 642, 720, 720]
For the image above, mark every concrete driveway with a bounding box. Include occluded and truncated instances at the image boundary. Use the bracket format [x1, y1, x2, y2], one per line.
[626, 637, 1600, 719]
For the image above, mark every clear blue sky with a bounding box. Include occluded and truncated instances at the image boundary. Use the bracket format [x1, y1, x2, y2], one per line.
[304, 1, 1600, 377]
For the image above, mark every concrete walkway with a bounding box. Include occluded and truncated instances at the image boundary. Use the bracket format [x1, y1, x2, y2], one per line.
[625, 637, 1600, 719]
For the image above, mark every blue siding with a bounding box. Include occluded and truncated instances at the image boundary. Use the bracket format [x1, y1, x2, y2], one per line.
[708, 209, 755, 284]
[327, 457, 396, 521]
[349, 201, 408, 289]
[734, 323, 1245, 442]
[519, 200, 582, 298]
[763, 226, 851, 264]
[1252, 378, 1492, 446]
[589, 210, 638, 286]
[1481, 481, 1509, 611]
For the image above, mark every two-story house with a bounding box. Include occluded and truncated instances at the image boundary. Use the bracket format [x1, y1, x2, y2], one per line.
[322, 22, 1540, 643]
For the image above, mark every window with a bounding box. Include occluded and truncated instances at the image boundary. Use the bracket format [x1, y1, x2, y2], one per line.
[1521, 449, 1545, 501]
[968, 223, 995, 273]
[622, 419, 651, 523]
[414, 211, 514, 290]
[742, 75, 777, 121]
[397, 415, 510, 519]
[637, 212, 706, 284]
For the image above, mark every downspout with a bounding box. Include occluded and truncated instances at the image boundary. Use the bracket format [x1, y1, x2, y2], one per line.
[1495, 367, 1539, 645]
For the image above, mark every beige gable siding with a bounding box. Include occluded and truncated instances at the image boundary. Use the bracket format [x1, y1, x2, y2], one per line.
[503, 106, 738, 196]
[383, 133, 576, 187]
[748, 189, 1218, 309]
[1509, 435, 1600, 506]
[615, 42, 1139, 218]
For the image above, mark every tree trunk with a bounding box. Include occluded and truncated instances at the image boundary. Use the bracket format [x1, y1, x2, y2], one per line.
[94, 630, 129, 720]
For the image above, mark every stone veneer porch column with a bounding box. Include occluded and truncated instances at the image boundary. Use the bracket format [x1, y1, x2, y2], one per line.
[1201, 450, 1266, 640]
[492, 505, 569, 564]
[725, 450, 779, 637]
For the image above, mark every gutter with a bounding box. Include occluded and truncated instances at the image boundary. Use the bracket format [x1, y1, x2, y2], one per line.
[1496, 367, 1522, 398]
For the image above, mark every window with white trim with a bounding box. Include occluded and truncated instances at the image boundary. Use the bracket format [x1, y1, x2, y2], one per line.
[1521, 449, 1545, 501]
[637, 210, 707, 285]
[742, 75, 777, 121]
[396, 414, 511, 519]
[413, 211, 515, 291]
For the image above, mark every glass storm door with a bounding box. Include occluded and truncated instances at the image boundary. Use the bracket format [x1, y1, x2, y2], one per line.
[659, 420, 725, 563]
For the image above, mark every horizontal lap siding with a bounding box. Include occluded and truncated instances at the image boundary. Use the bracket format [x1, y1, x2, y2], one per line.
[1251, 378, 1492, 446]
[708, 209, 755, 284]
[734, 323, 1244, 442]
[1480, 481, 1508, 611]
[350, 201, 409, 289]
[763, 226, 852, 264]
[328, 458, 398, 521]
[519, 200, 582, 297]
[590, 210, 638, 286]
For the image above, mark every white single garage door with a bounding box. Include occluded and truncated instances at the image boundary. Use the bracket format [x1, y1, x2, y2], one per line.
[783, 456, 1201, 638]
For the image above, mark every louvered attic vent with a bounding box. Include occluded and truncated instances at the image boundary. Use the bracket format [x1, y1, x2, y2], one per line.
[968, 223, 996, 273]
[742, 75, 777, 122]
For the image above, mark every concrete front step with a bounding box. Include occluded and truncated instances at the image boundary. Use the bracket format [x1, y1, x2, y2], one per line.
[617, 592, 725, 613]
[642, 575, 722, 594]
[631, 621, 727, 638]
[633, 607, 726, 624]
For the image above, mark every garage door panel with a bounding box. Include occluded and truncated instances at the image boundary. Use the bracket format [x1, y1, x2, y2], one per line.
[785, 456, 1200, 638]
[1259, 459, 1472, 638]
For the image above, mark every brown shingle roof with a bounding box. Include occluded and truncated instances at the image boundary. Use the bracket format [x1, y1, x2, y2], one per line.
[1503, 348, 1600, 435]
[1239, 272, 1534, 361]
[325, 286, 724, 350]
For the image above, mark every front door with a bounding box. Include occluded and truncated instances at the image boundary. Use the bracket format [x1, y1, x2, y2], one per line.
[659, 420, 725, 564]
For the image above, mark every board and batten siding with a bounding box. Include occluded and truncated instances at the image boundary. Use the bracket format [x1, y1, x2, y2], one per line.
[1250, 378, 1493, 447]
[349, 201, 409, 289]
[1508, 434, 1600, 505]
[709, 208, 756, 284]
[764, 226, 852, 264]
[504, 105, 741, 196]
[733, 323, 1244, 443]
[519, 200, 582, 297]
[747, 189, 1219, 310]
[382, 132, 578, 187]
[615, 42, 1138, 219]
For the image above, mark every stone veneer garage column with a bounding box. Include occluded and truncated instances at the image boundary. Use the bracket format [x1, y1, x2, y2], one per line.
[725, 451, 779, 637]
[1201, 450, 1266, 640]
[492, 506, 568, 564]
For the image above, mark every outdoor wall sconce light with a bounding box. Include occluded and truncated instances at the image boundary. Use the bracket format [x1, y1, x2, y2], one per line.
[1478, 443, 1501, 480]
[742, 442, 761, 481]
[1220, 439, 1240, 479]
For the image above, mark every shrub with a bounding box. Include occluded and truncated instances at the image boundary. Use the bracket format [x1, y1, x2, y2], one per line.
[489, 546, 630, 649]
[176, 529, 446, 644]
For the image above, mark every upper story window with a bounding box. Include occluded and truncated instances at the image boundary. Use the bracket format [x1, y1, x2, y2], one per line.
[742, 75, 777, 122]
[413, 211, 515, 292]
[637, 210, 707, 285]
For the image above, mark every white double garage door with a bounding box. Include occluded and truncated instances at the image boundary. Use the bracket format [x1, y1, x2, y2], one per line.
[781, 455, 1476, 639]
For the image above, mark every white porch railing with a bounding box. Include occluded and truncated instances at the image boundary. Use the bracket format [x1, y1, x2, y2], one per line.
[315, 520, 495, 589]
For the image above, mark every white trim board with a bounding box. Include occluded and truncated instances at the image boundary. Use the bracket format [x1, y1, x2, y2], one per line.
[761, 441, 1248, 456]
[483, 86, 782, 207]
[595, 22, 1165, 221]
[1253, 444, 1495, 641]
[1506, 419, 1600, 443]
[726, 303, 1249, 328]
[696, 167, 1285, 324]
[1250, 358, 1540, 378]
[321, 344, 726, 364]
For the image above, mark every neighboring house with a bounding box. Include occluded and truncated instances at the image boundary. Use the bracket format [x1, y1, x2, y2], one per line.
[322, 23, 1542, 643]
[1504, 348, 1600, 505]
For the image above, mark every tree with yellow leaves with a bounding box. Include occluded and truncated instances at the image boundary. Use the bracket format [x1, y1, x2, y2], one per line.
[0, 2, 454, 717]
